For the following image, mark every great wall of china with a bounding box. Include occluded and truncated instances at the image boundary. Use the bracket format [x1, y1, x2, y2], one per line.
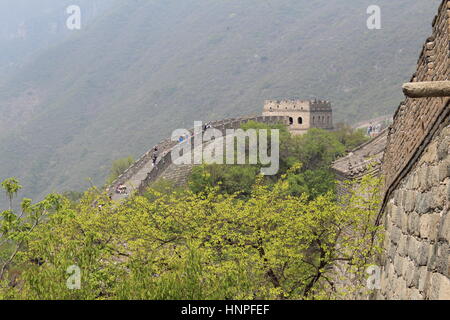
[108, 0, 450, 299]
[109, 115, 288, 201]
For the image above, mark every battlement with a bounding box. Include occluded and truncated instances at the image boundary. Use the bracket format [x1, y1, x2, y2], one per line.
[263, 98, 333, 135]
[263, 99, 331, 112]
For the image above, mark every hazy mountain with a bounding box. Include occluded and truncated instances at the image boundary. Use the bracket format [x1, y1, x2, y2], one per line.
[0, 0, 112, 82]
[0, 0, 441, 205]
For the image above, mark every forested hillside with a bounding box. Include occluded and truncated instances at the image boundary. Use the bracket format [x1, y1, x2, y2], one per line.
[0, 0, 111, 82]
[0, 125, 382, 300]
[0, 0, 441, 205]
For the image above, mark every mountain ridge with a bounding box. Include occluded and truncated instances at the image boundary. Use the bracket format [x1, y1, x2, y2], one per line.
[0, 0, 441, 205]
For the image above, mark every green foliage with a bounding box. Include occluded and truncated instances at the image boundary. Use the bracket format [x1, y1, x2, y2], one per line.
[1, 178, 22, 209]
[290, 129, 345, 171]
[285, 168, 336, 200]
[106, 156, 134, 185]
[61, 191, 84, 203]
[190, 164, 260, 198]
[333, 123, 370, 151]
[0, 171, 383, 300]
[142, 179, 185, 202]
[189, 124, 349, 199]
[0, 180, 63, 286]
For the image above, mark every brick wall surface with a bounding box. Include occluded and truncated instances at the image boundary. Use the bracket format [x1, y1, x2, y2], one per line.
[379, 124, 450, 300]
[382, 0, 450, 194]
[379, 0, 450, 300]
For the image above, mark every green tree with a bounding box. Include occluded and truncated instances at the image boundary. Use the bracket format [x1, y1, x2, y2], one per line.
[0, 178, 62, 284]
[61, 191, 84, 203]
[1, 178, 22, 210]
[291, 128, 345, 171]
[0, 170, 383, 300]
[333, 123, 370, 151]
[286, 168, 336, 199]
[106, 156, 134, 185]
[189, 124, 347, 199]
[189, 164, 260, 197]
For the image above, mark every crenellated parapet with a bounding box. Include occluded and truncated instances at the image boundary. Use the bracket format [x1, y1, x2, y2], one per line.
[263, 98, 333, 135]
[263, 99, 331, 112]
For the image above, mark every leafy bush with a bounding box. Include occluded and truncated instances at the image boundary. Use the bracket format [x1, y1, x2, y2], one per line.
[0, 171, 383, 300]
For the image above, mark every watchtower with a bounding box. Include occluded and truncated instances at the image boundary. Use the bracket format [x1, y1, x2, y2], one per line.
[262, 99, 333, 135]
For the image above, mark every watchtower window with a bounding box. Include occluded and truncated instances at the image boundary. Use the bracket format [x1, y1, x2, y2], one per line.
[298, 117, 303, 125]
[289, 117, 294, 125]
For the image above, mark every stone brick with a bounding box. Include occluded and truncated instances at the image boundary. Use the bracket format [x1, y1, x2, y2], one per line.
[447, 181, 450, 201]
[387, 240, 397, 261]
[417, 241, 431, 267]
[428, 272, 450, 300]
[394, 255, 404, 277]
[438, 275, 450, 300]
[407, 212, 421, 236]
[398, 234, 407, 257]
[405, 258, 419, 288]
[391, 225, 402, 245]
[406, 175, 414, 190]
[392, 204, 403, 227]
[421, 141, 438, 164]
[429, 243, 449, 275]
[413, 172, 420, 189]
[401, 211, 409, 233]
[419, 167, 430, 191]
[405, 191, 416, 212]
[418, 266, 429, 293]
[438, 161, 450, 181]
[429, 165, 440, 186]
[419, 214, 440, 241]
[437, 136, 450, 160]
[407, 236, 419, 259]
[415, 192, 432, 214]
[439, 212, 450, 242]
[394, 276, 407, 300]
[428, 273, 442, 300]
[410, 288, 424, 300]
[431, 185, 446, 210]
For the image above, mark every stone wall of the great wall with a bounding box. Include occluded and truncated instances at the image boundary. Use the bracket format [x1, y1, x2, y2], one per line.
[379, 123, 450, 300]
[139, 115, 288, 192]
[382, 1, 449, 192]
[109, 115, 288, 197]
[379, 0, 450, 300]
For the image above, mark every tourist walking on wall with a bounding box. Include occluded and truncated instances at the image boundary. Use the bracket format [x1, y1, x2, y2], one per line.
[152, 151, 158, 167]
